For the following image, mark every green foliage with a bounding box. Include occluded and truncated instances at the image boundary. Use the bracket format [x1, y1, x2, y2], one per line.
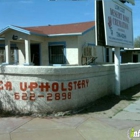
[134, 36, 140, 48]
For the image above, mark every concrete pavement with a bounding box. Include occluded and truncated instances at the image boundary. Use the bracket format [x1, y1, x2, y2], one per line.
[1, 99, 140, 140]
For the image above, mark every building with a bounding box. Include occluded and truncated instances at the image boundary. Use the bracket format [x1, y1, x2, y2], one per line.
[112, 48, 140, 63]
[121, 48, 140, 63]
[0, 21, 140, 114]
[0, 21, 113, 66]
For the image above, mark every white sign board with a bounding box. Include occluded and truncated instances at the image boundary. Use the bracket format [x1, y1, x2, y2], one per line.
[102, 0, 133, 48]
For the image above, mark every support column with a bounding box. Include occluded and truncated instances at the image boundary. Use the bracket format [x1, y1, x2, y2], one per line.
[114, 47, 120, 95]
[5, 39, 10, 64]
[14, 48, 18, 64]
[24, 39, 31, 65]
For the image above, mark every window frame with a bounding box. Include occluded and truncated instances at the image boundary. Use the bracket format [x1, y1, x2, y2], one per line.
[48, 42, 66, 65]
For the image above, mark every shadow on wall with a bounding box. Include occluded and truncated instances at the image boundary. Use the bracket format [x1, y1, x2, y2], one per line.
[0, 66, 22, 116]
[0, 88, 56, 116]
[78, 84, 140, 114]
[0, 65, 6, 73]
[0, 90, 21, 116]
[0, 77, 140, 117]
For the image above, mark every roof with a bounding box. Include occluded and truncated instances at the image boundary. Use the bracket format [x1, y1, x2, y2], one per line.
[22, 21, 95, 36]
[124, 48, 140, 51]
[112, 48, 140, 52]
[0, 21, 95, 37]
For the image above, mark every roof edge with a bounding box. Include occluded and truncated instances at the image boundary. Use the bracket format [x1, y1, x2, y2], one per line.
[23, 21, 95, 28]
[30, 31, 48, 37]
[0, 25, 48, 37]
[82, 26, 95, 35]
[0, 25, 31, 35]
[48, 32, 82, 37]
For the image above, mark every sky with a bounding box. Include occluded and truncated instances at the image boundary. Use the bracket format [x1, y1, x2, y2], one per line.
[0, 0, 139, 38]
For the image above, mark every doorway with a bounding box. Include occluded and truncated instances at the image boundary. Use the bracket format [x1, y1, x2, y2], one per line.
[30, 44, 40, 66]
[133, 54, 138, 63]
[105, 48, 109, 62]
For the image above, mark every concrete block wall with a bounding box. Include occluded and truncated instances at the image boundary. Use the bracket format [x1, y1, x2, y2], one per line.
[120, 63, 140, 90]
[0, 63, 140, 113]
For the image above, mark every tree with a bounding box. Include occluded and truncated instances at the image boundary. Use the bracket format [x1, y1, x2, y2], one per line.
[134, 36, 140, 48]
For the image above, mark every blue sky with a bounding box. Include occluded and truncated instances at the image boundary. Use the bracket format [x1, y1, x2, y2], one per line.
[0, 0, 139, 38]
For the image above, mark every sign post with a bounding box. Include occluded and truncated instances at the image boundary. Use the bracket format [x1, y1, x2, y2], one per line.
[95, 0, 134, 95]
[114, 47, 120, 95]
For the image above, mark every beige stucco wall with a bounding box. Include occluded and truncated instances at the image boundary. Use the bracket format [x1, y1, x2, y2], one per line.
[40, 41, 48, 65]
[96, 46, 105, 63]
[5, 30, 28, 41]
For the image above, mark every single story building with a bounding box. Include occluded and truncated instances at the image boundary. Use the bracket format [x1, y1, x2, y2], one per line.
[112, 48, 140, 63]
[0, 21, 113, 66]
[121, 48, 140, 63]
[0, 21, 140, 114]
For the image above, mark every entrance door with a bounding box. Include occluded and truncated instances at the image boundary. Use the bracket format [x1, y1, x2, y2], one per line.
[133, 54, 138, 63]
[30, 44, 40, 66]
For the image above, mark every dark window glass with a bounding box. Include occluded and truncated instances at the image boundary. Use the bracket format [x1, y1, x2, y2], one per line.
[106, 48, 109, 62]
[49, 45, 65, 64]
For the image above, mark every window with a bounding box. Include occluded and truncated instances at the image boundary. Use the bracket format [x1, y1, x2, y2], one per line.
[49, 42, 66, 64]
